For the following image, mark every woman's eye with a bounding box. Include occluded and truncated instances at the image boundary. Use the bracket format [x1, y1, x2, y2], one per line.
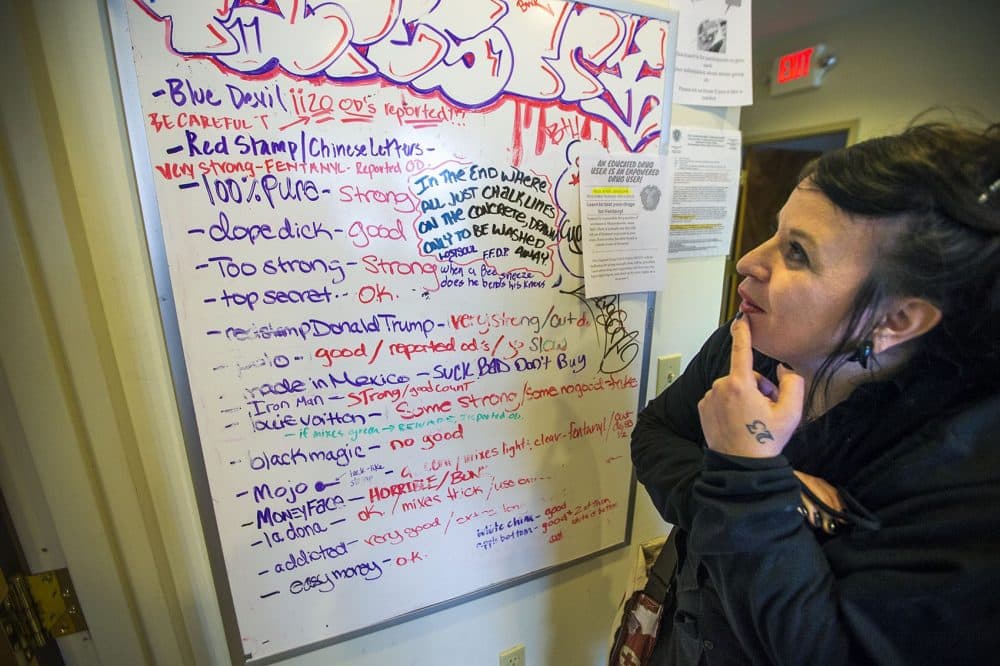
[784, 241, 810, 266]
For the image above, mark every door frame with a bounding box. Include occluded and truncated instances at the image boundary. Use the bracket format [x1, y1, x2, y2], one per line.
[741, 119, 860, 151]
[0, 2, 195, 663]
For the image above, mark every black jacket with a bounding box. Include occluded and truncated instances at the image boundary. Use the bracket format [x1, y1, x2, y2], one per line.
[631, 323, 1000, 665]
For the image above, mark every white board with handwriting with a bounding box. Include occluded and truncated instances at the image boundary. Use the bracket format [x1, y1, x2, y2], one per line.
[113, 0, 676, 661]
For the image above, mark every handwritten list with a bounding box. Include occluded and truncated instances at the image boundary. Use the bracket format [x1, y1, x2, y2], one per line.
[119, 0, 675, 660]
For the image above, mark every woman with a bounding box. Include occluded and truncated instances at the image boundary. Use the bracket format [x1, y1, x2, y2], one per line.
[631, 122, 1000, 664]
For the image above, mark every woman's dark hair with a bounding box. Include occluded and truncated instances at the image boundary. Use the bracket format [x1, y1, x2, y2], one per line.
[799, 122, 1000, 409]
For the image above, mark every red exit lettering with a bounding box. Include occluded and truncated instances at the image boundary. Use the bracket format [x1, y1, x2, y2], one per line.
[777, 47, 814, 84]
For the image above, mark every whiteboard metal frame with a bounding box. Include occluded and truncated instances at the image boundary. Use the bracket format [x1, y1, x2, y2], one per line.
[105, 1, 677, 662]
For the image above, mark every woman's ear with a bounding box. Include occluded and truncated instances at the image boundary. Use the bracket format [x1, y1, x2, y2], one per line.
[874, 298, 943, 354]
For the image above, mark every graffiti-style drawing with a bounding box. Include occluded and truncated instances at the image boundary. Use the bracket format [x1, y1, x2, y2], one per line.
[135, 0, 669, 151]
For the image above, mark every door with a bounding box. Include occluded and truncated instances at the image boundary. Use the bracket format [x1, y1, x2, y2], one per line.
[1, 572, 16, 666]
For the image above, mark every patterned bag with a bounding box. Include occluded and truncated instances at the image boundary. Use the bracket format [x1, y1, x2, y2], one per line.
[608, 534, 677, 666]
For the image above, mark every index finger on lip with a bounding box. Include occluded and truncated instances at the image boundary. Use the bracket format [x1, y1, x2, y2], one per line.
[729, 315, 754, 379]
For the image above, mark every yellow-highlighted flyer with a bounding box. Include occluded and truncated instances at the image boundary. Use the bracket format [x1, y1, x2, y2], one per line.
[579, 154, 670, 298]
[666, 126, 742, 258]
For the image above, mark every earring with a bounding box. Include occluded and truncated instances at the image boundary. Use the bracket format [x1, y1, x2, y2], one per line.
[848, 340, 874, 369]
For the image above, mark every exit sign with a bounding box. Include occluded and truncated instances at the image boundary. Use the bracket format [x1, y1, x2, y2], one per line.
[777, 47, 815, 84]
[769, 44, 830, 96]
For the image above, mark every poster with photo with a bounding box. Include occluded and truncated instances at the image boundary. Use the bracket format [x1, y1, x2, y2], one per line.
[673, 0, 753, 106]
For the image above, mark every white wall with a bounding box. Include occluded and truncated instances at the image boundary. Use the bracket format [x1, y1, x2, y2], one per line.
[1, 1, 735, 665]
[742, 0, 1000, 141]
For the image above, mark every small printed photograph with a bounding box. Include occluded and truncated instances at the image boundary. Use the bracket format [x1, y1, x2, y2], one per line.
[697, 19, 727, 53]
[640, 184, 662, 211]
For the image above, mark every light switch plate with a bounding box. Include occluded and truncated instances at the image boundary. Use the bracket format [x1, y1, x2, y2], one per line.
[656, 354, 682, 393]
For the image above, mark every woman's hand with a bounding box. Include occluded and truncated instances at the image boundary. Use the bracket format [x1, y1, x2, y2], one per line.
[697, 315, 806, 458]
[795, 471, 845, 534]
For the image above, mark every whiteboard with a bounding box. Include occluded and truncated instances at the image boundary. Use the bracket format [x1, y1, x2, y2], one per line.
[109, 1, 677, 662]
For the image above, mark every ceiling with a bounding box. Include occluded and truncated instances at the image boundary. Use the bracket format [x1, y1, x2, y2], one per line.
[752, 0, 878, 41]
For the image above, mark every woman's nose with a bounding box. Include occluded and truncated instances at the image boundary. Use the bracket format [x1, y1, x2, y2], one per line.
[736, 239, 771, 280]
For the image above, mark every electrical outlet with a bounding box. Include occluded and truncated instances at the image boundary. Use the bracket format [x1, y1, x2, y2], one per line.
[656, 354, 682, 393]
[499, 644, 525, 666]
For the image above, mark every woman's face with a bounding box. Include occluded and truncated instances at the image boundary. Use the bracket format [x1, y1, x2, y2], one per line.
[735, 183, 878, 373]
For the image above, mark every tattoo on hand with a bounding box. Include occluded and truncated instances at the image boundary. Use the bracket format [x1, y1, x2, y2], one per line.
[745, 419, 775, 444]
